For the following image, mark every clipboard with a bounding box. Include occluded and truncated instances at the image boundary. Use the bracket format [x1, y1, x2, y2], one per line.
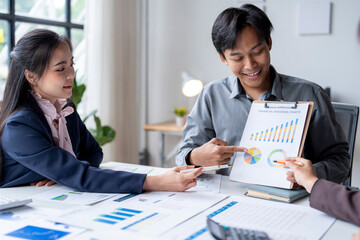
[229, 101, 314, 189]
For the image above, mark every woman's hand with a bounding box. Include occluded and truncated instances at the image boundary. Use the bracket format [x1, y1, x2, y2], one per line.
[283, 157, 318, 193]
[143, 165, 203, 192]
[352, 229, 360, 240]
[31, 178, 56, 187]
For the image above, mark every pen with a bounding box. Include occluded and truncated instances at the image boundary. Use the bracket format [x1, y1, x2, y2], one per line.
[180, 164, 233, 173]
[273, 160, 304, 167]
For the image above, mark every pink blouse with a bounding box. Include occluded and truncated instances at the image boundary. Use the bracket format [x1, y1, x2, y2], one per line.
[33, 93, 76, 157]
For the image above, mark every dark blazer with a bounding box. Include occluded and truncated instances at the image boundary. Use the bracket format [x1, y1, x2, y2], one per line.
[0, 96, 146, 193]
[310, 179, 360, 226]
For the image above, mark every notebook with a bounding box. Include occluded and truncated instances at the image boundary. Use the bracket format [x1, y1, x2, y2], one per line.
[245, 184, 309, 203]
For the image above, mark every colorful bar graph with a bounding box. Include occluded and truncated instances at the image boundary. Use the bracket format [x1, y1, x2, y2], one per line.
[93, 207, 143, 225]
[249, 119, 299, 144]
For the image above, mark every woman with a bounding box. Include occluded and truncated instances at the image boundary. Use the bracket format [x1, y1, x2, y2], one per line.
[0, 29, 202, 193]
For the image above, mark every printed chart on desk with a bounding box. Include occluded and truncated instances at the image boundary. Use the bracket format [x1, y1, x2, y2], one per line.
[230, 102, 310, 188]
[163, 195, 335, 240]
[52, 191, 227, 237]
[32, 185, 119, 205]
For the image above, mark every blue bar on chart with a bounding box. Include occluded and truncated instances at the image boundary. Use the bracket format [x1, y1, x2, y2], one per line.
[113, 194, 138, 202]
[286, 120, 293, 143]
[263, 129, 268, 141]
[291, 119, 299, 143]
[122, 212, 159, 230]
[94, 207, 143, 225]
[282, 122, 288, 142]
[268, 127, 273, 141]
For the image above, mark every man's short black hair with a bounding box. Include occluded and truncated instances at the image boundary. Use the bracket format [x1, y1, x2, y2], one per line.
[212, 4, 273, 58]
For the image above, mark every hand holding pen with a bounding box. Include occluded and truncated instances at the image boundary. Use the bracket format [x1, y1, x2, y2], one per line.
[283, 157, 319, 192]
[180, 164, 232, 173]
[273, 160, 304, 167]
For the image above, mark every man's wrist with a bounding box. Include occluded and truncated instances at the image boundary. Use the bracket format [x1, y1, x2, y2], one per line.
[186, 150, 193, 165]
[188, 149, 199, 166]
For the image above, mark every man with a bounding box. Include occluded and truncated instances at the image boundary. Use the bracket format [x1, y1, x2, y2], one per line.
[176, 4, 350, 184]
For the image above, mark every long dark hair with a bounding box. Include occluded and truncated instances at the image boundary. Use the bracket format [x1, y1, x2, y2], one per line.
[0, 29, 72, 178]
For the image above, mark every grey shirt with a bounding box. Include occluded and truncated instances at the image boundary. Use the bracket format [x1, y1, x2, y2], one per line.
[176, 66, 350, 183]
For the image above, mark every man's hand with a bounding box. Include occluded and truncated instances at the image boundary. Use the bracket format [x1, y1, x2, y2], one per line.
[283, 157, 318, 193]
[189, 138, 247, 166]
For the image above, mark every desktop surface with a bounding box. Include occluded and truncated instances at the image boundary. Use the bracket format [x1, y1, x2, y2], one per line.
[0, 162, 357, 240]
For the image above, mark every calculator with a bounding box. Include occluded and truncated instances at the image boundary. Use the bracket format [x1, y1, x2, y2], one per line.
[0, 194, 32, 211]
[207, 217, 271, 240]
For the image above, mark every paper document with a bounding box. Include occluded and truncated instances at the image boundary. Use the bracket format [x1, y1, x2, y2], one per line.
[163, 195, 335, 240]
[101, 162, 221, 193]
[32, 185, 121, 205]
[187, 173, 221, 193]
[230, 101, 312, 188]
[52, 191, 227, 237]
[0, 219, 86, 240]
[101, 162, 167, 176]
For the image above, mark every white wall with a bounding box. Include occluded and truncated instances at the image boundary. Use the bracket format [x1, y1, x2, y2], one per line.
[146, 0, 360, 186]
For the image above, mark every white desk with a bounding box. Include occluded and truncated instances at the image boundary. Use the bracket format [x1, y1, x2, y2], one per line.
[219, 176, 358, 240]
[0, 163, 358, 239]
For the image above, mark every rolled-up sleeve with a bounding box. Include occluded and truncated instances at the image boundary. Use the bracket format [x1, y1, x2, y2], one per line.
[176, 89, 215, 166]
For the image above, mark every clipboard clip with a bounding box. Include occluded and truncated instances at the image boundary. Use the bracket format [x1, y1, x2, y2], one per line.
[264, 102, 297, 109]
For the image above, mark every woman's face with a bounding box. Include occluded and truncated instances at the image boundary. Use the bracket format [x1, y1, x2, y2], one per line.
[32, 43, 75, 104]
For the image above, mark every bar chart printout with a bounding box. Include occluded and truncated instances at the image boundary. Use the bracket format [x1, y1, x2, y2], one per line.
[161, 195, 335, 240]
[52, 191, 227, 237]
[230, 101, 312, 188]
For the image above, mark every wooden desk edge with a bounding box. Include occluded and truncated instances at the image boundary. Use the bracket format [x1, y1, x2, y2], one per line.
[142, 120, 184, 132]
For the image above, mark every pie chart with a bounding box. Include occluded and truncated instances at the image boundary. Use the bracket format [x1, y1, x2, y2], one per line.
[244, 147, 262, 164]
[267, 149, 287, 168]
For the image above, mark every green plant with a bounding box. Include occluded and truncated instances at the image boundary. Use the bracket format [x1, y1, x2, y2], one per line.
[174, 106, 187, 117]
[71, 74, 116, 146]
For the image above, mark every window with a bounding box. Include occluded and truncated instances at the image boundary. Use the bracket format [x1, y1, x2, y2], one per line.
[0, 0, 85, 100]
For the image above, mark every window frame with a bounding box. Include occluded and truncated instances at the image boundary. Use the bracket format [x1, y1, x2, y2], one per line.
[0, 0, 84, 65]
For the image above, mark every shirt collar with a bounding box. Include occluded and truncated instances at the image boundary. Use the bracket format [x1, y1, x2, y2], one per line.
[32, 92, 73, 120]
[228, 65, 283, 101]
[228, 75, 243, 99]
[269, 65, 283, 100]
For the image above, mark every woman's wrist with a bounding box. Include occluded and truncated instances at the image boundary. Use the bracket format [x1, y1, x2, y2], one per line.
[304, 177, 319, 193]
[143, 175, 161, 191]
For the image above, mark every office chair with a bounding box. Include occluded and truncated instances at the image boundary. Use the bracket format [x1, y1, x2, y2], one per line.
[332, 102, 359, 186]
